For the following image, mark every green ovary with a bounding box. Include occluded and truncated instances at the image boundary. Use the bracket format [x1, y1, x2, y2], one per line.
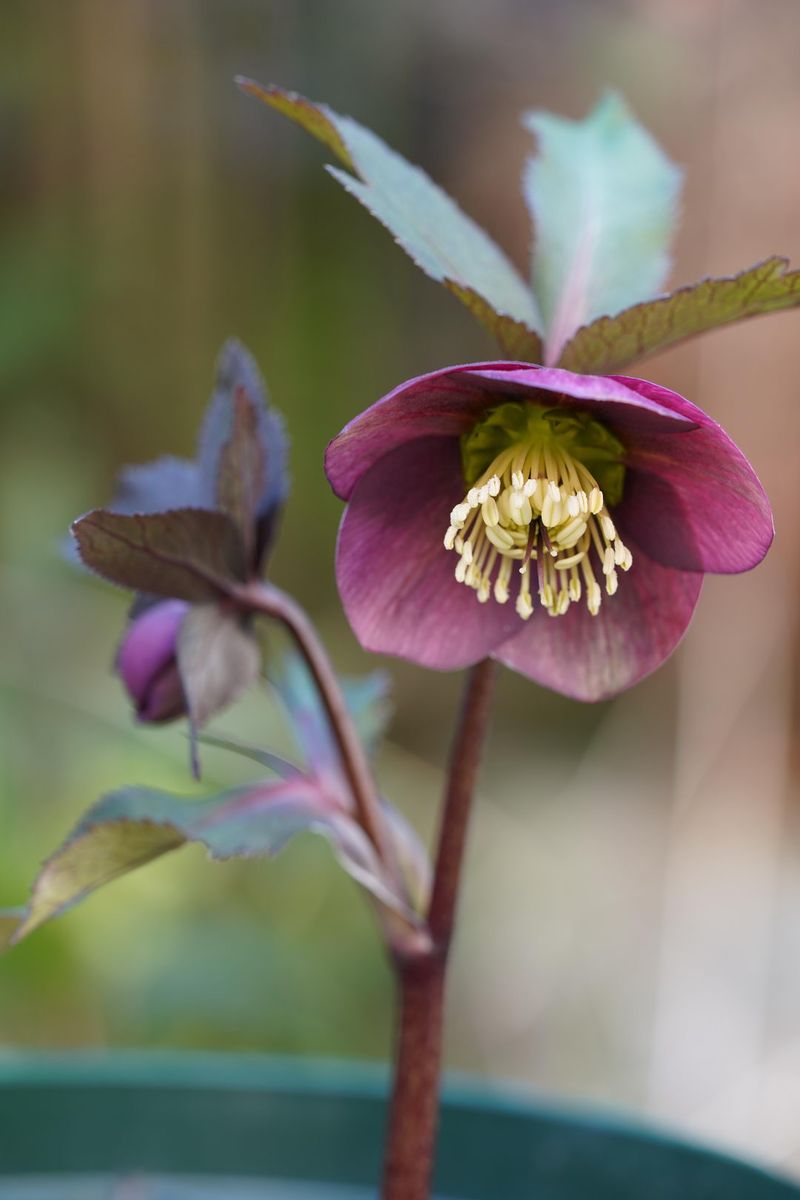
[445, 402, 632, 619]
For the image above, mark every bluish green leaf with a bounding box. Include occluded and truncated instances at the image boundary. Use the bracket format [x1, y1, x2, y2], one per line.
[196, 733, 299, 779]
[72, 508, 247, 603]
[238, 79, 543, 355]
[524, 92, 682, 364]
[558, 255, 800, 374]
[267, 649, 391, 778]
[1, 779, 419, 951]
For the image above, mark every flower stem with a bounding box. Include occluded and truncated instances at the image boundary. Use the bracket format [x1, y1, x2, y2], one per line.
[382, 658, 498, 1200]
[236, 581, 397, 881]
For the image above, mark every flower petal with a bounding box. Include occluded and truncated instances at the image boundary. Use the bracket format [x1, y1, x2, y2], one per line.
[494, 541, 702, 701]
[464, 364, 696, 435]
[336, 437, 521, 669]
[116, 599, 190, 721]
[325, 361, 694, 501]
[610, 375, 774, 573]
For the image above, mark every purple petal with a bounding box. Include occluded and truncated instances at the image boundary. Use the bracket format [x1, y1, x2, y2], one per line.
[609, 375, 774, 573]
[325, 361, 694, 501]
[336, 437, 521, 669]
[494, 541, 702, 702]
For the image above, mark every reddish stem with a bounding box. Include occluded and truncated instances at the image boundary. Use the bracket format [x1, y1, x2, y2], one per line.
[382, 659, 498, 1200]
[237, 581, 399, 884]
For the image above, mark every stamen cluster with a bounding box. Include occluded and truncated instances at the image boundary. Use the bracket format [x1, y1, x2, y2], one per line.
[444, 410, 632, 619]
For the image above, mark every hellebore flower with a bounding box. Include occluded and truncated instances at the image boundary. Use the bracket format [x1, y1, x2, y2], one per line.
[72, 339, 287, 761]
[116, 599, 190, 723]
[326, 362, 773, 702]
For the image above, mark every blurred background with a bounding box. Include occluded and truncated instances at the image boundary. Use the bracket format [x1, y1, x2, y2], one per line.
[2, 0, 800, 1179]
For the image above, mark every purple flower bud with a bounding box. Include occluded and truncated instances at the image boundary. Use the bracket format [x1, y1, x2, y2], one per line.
[117, 600, 190, 723]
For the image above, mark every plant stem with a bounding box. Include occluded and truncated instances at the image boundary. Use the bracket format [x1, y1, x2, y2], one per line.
[237, 581, 397, 880]
[382, 658, 498, 1200]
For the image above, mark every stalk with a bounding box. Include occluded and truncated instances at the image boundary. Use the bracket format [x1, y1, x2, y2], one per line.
[237, 581, 398, 882]
[382, 659, 498, 1200]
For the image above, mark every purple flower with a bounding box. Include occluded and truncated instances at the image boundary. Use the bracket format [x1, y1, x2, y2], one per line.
[116, 599, 190, 723]
[325, 362, 773, 702]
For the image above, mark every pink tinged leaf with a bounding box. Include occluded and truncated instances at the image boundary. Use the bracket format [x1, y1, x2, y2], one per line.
[494, 538, 703, 702]
[524, 92, 682, 365]
[176, 604, 261, 776]
[0, 781, 420, 951]
[558, 256, 800, 375]
[72, 508, 248, 603]
[237, 79, 543, 355]
[335, 437, 521, 670]
[381, 800, 432, 916]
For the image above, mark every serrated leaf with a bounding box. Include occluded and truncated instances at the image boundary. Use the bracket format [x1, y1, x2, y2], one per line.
[10, 819, 185, 946]
[177, 604, 261, 749]
[443, 281, 543, 360]
[1, 780, 418, 950]
[198, 339, 288, 568]
[238, 79, 542, 347]
[72, 508, 247, 602]
[524, 92, 682, 365]
[558, 256, 800, 374]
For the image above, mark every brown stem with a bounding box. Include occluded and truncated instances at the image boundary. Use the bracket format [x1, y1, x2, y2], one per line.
[382, 659, 498, 1200]
[236, 580, 397, 880]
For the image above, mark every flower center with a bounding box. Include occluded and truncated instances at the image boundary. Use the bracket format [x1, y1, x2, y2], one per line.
[444, 401, 632, 619]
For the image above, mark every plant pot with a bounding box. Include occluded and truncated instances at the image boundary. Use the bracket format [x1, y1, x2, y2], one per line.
[0, 1052, 796, 1198]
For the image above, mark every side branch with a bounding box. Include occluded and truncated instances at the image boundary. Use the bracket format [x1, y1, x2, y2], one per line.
[236, 580, 398, 883]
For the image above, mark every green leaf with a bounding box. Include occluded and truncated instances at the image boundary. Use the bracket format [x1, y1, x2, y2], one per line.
[6, 819, 185, 946]
[524, 92, 682, 364]
[443, 282, 544, 359]
[72, 508, 247, 603]
[2, 780, 420, 951]
[237, 79, 543, 355]
[558, 256, 800, 374]
[196, 733, 299, 779]
[0, 910, 25, 953]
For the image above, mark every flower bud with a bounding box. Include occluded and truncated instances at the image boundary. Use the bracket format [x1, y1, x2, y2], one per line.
[116, 600, 190, 723]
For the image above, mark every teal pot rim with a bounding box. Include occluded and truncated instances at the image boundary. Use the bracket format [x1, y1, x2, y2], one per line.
[0, 1050, 796, 1198]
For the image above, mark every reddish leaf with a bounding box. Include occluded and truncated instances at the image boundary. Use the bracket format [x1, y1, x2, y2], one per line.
[72, 508, 247, 602]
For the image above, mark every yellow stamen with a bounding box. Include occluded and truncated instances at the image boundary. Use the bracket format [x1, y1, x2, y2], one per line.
[446, 407, 632, 618]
